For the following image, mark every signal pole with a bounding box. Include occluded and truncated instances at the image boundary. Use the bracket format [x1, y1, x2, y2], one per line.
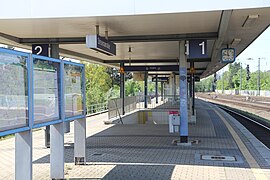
[240, 62, 242, 94]
[258, 58, 260, 96]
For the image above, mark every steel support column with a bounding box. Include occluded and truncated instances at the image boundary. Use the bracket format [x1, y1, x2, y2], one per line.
[179, 41, 188, 143]
[155, 74, 158, 104]
[191, 61, 195, 115]
[120, 62, 125, 115]
[173, 73, 176, 100]
[161, 82, 164, 101]
[144, 71, 148, 108]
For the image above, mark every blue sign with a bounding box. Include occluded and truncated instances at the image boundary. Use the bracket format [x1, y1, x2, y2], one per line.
[124, 65, 179, 72]
[32, 44, 49, 57]
[86, 35, 116, 56]
[188, 40, 207, 59]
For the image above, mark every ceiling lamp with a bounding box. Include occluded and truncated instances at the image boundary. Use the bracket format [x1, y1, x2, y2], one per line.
[242, 15, 259, 28]
[231, 38, 241, 47]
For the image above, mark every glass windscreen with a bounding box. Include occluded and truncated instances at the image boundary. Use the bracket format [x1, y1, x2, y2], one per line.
[0, 52, 28, 132]
[33, 59, 60, 123]
[64, 64, 84, 118]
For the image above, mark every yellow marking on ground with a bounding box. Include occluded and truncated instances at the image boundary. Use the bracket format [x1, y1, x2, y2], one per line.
[213, 108, 268, 180]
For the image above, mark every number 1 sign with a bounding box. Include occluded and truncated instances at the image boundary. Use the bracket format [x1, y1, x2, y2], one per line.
[188, 40, 208, 59]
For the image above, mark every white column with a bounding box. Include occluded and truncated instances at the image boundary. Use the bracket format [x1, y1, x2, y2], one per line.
[50, 123, 65, 179]
[74, 118, 86, 165]
[15, 131, 32, 180]
[169, 74, 174, 96]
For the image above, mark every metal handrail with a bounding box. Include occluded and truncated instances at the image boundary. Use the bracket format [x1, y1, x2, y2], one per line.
[107, 95, 180, 120]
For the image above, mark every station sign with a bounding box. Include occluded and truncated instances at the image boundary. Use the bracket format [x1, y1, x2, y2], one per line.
[152, 77, 169, 82]
[124, 65, 179, 72]
[32, 44, 49, 56]
[86, 34, 116, 56]
[221, 48, 236, 63]
[188, 40, 208, 59]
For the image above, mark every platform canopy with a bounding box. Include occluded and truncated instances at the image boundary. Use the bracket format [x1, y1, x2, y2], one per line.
[0, 0, 269, 78]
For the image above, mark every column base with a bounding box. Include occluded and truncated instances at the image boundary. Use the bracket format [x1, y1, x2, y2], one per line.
[180, 136, 188, 143]
[75, 157, 85, 165]
[172, 138, 192, 146]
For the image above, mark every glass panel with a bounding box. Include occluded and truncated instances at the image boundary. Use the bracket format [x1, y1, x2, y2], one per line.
[64, 64, 84, 118]
[34, 59, 60, 123]
[0, 52, 28, 132]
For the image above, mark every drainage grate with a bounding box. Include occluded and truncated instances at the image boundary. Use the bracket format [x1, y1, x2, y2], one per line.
[201, 155, 236, 161]
[92, 153, 103, 156]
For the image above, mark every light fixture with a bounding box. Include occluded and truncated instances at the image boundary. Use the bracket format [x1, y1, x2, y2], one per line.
[231, 38, 241, 47]
[242, 15, 259, 28]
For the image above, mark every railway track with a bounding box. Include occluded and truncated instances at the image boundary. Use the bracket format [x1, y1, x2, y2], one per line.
[197, 93, 270, 112]
[218, 105, 270, 149]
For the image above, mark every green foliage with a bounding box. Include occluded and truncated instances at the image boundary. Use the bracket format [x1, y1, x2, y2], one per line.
[84, 63, 145, 111]
[215, 62, 270, 91]
[85, 63, 112, 107]
[195, 76, 214, 92]
[125, 79, 142, 96]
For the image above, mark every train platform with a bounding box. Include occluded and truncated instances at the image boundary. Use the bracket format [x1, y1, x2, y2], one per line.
[0, 99, 270, 179]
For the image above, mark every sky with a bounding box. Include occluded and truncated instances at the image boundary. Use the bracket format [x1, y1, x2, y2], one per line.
[221, 26, 270, 73]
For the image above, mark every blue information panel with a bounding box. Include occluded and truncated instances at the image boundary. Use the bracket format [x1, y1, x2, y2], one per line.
[33, 57, 61, 124]
[188, 40, 208, 59]
[0, 49, 29, 133]
[0, 48, 86, 136]
[64, 63, 84, 118]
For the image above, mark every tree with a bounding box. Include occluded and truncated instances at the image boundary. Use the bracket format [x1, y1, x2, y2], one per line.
[228, 62, 241, 89]
[85, 63, 112, 108]
[195, 75, 214, 92]
[125, 79, 142, 96]
[215, 65, 270, 91]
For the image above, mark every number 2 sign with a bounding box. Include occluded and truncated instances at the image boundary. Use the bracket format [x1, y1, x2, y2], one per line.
[188, 40, 207, 59]
[32, 44, 49, 57]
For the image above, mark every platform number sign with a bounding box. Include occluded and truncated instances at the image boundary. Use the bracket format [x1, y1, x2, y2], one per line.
[188, 40, 208, 59]
[32, 44, 49, 57]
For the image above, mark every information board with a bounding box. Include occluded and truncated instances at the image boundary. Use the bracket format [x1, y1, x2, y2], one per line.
[0, 48, 86, 136]
[33, 58, 60, 124]
[64, 64, 84, 118]
[0, 52, 28, 132]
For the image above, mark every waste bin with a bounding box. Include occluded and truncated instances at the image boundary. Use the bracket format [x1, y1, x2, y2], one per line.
[168, 111, 180, 133]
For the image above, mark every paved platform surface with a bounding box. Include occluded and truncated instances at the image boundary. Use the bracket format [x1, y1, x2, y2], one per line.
[0, 99, 270, 179]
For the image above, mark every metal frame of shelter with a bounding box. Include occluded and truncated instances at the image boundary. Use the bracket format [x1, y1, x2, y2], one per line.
[0, 47, 86, 179]
[0, 47, 86, 136]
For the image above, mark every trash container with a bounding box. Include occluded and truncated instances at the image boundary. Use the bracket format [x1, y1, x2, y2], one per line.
[168, 111, 180, 133]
